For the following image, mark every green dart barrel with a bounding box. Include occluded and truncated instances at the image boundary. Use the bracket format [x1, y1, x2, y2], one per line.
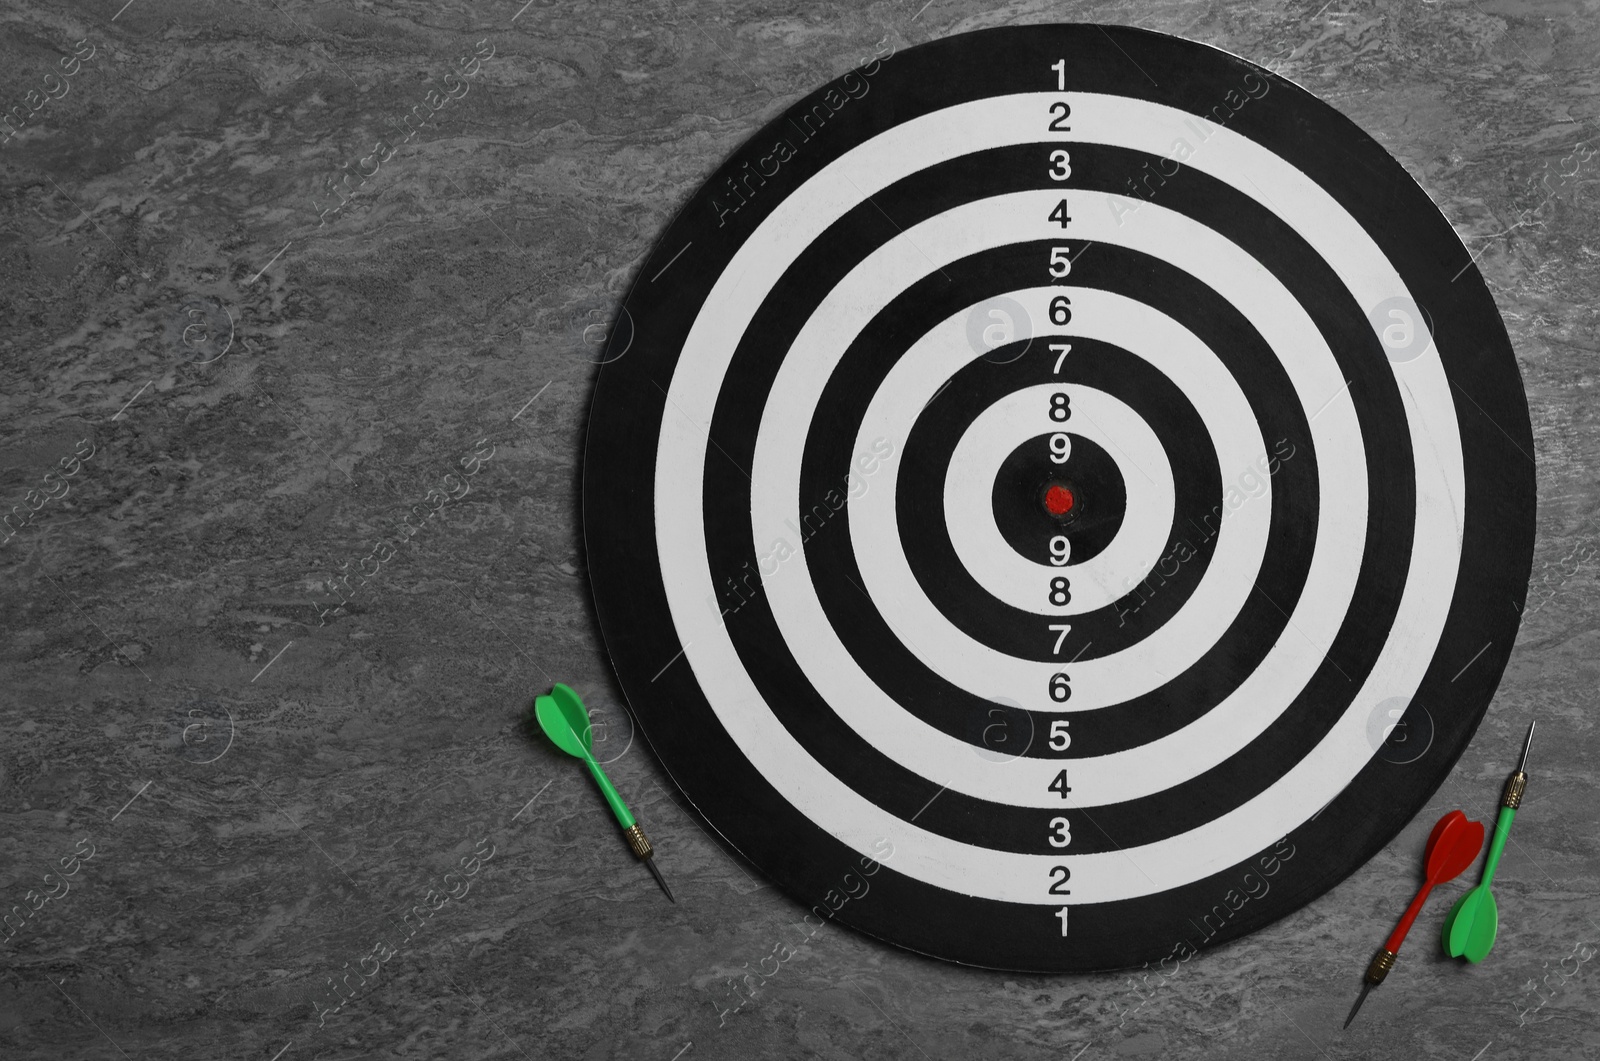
[533, 683, 674, 902]
[1442, 722, 1534, 963]
[535, 684, 635, 828]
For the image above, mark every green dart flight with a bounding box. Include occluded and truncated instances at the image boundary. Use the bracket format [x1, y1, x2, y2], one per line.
[1441, 721, 1536, 963]
[534, 683, 675, 902]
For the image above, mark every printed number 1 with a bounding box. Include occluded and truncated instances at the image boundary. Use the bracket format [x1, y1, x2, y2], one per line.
[1051, 59, 1065, 90]
[1056, 906, 1069, 936]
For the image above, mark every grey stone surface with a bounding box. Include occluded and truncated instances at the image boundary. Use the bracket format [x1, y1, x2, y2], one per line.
[1, 1, 1597, 1058]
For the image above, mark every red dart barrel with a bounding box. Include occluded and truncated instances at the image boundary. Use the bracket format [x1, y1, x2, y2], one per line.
[1347, 809, 1486, 1029]
[1382, 810, 1485, 955]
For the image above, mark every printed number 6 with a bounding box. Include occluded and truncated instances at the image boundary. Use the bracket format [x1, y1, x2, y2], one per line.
[1049, 675, 1072, 706]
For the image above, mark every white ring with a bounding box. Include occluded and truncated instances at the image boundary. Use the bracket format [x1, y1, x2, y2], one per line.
[857, 287, 1265, 619]
[942, 382, 1173, 615]
[762, 198, 1306, 719]
[655, 93, 1462, 903]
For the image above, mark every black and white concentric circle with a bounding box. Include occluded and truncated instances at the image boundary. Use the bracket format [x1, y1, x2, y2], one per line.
[583, 24, 1534, 971]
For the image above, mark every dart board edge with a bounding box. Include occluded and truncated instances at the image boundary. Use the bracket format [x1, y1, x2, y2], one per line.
[581, 22, 1536, 972]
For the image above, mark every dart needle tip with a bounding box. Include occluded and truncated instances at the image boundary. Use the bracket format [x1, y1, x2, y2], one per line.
[1518, 720, 1536, 772]
[1343, 982, 1373, 1030]
[645, 857, 676, 903]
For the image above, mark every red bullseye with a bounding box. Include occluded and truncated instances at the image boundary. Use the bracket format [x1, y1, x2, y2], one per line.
[1044, 483, 1075, 516]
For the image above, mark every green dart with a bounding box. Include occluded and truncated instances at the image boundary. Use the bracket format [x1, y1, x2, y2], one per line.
[534, 683, 675, 903]
[1441, 721, 1536, 962]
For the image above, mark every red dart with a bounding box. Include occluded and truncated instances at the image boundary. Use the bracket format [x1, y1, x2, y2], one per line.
[1344, 809, 1485, 1028]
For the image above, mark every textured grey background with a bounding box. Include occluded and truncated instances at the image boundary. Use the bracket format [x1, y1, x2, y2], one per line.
[1, 0, 1597, 1059]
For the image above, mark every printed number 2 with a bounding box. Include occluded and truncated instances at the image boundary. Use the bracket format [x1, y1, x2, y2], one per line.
[1048, 101, 1071, 132]
[1049, 866, 1072, 894]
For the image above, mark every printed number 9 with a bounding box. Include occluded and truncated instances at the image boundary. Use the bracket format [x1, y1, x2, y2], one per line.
[1049, 433, 1071, 464]
[1048, 535, 1070, 565]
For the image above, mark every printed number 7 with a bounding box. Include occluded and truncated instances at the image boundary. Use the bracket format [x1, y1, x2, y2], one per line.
[1050, 343, 1071, 373]
[1048, 624, 1071, 654]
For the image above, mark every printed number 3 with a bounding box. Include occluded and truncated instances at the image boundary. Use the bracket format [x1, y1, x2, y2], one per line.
[1049, 816, 1071, 848]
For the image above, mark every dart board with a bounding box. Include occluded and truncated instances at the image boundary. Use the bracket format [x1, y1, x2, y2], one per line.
[581, 23, 1535, 971]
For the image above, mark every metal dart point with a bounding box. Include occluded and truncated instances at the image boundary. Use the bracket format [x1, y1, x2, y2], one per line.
[624, 823, 676, 903]
[1344, 948, 1394, 1028]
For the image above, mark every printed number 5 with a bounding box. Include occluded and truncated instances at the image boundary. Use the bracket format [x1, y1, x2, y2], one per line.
[1048, 719, 1071, 750]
